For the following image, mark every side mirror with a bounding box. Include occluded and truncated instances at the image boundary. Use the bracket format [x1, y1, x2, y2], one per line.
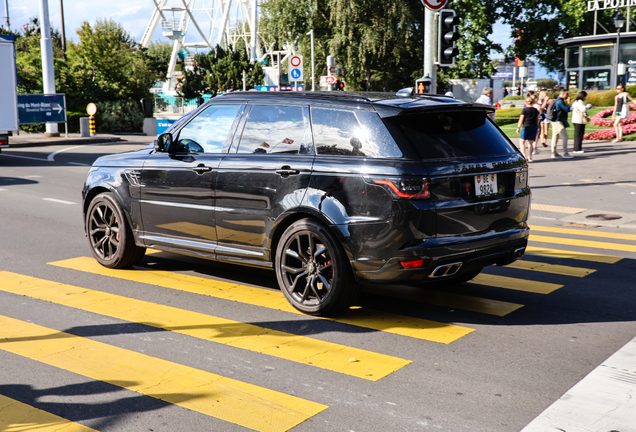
[154, 133, 173, 153]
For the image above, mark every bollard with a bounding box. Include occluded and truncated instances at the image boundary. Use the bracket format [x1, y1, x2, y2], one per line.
[80, 117, 90, 137]
[89, 115, 96, 136]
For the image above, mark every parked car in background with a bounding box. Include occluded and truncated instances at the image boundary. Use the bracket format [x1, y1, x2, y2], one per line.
[83, 91, 531, 316]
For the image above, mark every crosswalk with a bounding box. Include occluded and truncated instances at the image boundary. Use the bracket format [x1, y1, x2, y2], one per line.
[0, 224, 632, 431]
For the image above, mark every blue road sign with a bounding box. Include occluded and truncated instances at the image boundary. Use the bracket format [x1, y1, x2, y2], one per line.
[17, 94, 67, 125]
[290, 68, 302, 80]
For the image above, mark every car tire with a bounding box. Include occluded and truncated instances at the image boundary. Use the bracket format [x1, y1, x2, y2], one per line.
[275, 219, 360, 316]
[86, 192, 146, 269]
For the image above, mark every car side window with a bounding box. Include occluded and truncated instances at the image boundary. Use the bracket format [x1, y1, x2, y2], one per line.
[174, 104, 241, 153]
[236, 105, 312, 155]
[311, 107, 402, 158]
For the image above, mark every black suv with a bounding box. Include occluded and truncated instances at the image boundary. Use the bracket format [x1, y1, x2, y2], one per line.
[83, 91, 530, 316]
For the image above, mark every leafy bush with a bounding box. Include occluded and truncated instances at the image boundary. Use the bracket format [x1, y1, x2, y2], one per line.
[503, 95, 525, 100]
[95, 99, 144, 133]
[586, 89, 617, 107]
[495, 108, 522, 126]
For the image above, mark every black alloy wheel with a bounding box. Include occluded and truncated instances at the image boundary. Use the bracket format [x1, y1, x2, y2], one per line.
[276, 219, 359, 316]
[86, 192, 146, 269]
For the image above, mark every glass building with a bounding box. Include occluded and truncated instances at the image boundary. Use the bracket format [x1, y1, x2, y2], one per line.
[560, 33, 636, 90]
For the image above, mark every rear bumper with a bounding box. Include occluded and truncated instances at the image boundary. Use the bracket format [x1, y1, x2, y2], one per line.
[353, 225, 529, 285]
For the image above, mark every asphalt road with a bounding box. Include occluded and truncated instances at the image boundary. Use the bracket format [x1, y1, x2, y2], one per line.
[0, 140, 635, 432]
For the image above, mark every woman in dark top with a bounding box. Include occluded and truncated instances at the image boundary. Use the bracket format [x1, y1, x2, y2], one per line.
[516, 96, 540, 162]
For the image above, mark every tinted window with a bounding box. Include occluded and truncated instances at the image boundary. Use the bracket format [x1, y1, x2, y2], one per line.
[237, 105, 311, 155]
[384, 111, 516, 160]
[175, 104, 241, 153]
[311, 107, 402, 158]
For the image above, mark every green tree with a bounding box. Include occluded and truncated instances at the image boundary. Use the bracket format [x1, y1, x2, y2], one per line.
[178, 45, 263, 98]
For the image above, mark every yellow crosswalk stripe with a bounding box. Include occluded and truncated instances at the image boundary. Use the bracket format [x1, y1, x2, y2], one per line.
[526, 246, 623, 264]
[363, 285, 523, 317]
[0, 394, 98, 432]
[0, 271, 409, 381]
[469, 274, 563, 294]
[49, 257, 475, 344]
[507, 260, 595, 277]
[0, 315, 327, 432]
[531, 235, 636, 253]
[530, 225, 636, 241]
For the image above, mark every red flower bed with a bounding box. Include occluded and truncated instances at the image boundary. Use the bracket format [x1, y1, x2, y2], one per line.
[584, 107, 636, 140]
[590, 108, 636, 126]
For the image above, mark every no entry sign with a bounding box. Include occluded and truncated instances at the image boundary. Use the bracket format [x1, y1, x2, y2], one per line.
[420, 0, 447, 10]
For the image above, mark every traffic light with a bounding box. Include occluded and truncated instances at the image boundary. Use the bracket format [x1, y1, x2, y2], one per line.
[336, 80, 345, 91]
[438, 10, 460, 67]
[415, 76, 431, 95]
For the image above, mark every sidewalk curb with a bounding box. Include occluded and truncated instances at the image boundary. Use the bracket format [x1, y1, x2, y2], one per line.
[531, 208, 636, 230]
[7, 136, 124, 148]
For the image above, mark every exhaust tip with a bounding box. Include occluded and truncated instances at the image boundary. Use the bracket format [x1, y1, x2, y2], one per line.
[429, 262, 463, 278]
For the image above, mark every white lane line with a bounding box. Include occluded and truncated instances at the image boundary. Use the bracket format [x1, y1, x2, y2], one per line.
[0, 188, 6, 192]
[0, 153, 49, 161]
[43, 198, 76, 205]
[47, 145, 88, 161]
[521, 336, 636, 432]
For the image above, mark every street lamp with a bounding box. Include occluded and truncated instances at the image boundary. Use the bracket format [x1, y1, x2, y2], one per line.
[614, 10, 626, 86]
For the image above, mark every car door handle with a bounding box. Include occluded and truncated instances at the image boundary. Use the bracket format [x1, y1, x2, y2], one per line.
[276, 166, 300, 177]
[192, 165, 212, 174]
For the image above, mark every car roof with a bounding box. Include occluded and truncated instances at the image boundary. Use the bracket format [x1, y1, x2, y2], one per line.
[213, 91, 495, 117]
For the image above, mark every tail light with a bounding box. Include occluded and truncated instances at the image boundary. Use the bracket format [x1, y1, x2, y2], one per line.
[371, 177, 430, 199]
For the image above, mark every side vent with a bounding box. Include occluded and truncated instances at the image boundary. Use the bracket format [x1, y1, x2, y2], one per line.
[124, 170, 143, 186]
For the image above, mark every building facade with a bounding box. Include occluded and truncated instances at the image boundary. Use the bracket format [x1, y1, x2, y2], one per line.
[559, 32, 636, 90]
[494, 59, 536, 81]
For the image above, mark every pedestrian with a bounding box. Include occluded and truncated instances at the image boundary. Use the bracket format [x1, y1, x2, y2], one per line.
[537, 90, 551, 148]
[476, 87, 495, 120]
[550, 89, 573, 159]
[503, 87, 509, 98]
[571, 91, 593, 153]
[611, 84, 635, 143]
[516, 96, 540, 162]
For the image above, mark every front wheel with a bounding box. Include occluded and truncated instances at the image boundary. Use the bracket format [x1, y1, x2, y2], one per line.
[86, 192, 146, 268]
[275, 219, 360, 316]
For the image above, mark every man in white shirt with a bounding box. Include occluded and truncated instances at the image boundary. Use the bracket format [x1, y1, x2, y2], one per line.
[475, 87, 495, 120]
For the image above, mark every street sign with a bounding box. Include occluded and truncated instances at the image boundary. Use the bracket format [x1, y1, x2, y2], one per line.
[321, 75, 338, 84]
[289, 54, 303, 82]
[328, 66, 337, 74]
[17, 94, 66, 125]
[420, 0, 447, 10]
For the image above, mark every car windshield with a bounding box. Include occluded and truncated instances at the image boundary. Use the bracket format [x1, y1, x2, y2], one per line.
[384, 110, 517, 160]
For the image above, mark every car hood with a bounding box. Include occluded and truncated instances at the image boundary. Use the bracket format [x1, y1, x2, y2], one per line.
[92, 149, 153, 168]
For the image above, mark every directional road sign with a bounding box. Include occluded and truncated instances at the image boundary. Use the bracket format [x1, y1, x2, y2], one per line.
[321, 75, 338, 84]
[289, 55, 303, 81]
[17, 94, 67, 125]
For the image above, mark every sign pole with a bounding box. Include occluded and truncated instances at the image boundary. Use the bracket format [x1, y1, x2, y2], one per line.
[424, 7, 436, 94]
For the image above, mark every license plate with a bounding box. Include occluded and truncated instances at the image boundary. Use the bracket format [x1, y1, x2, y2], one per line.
[475, 173, 497, 197]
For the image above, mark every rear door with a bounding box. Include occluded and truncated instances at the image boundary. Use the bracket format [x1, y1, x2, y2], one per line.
[215, 103, 314, 265]
[383, 109, 530, 237]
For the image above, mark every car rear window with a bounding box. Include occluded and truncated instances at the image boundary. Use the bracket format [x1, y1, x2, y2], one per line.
[384, 110, 517, 160]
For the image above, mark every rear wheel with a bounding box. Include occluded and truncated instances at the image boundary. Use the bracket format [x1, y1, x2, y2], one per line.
[86, 192, 146, 268]
[275, 219, 360, 316]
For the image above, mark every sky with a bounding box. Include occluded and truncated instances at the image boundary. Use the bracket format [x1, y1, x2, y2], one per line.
[3, 0, 553, 80]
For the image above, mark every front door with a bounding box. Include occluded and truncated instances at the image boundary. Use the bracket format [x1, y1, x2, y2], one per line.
[139, 103, 243, 253]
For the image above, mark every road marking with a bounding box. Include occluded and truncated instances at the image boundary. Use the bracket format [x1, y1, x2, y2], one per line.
[43, 198, 76, 205]
[49, 257, 475, 344]
[531, 204, 587, 214]
[0, 315, 327, 432]
[530, 225, 636, 242]
[531, 235, 636, 253]
[0, 271, 410, 381]
[507, 260, 595, 277]
[0, 153, 49, 161]
[469, 274, 563, 294]
[68, 162, 90, 166]
[0, 394, 98, 432]
[47, 145, 87, 161]
[526, 246, 622, 264]
[363, 285, 523, 317]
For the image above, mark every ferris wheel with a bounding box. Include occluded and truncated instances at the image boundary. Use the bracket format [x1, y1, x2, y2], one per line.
[141, 0, 260, 92]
